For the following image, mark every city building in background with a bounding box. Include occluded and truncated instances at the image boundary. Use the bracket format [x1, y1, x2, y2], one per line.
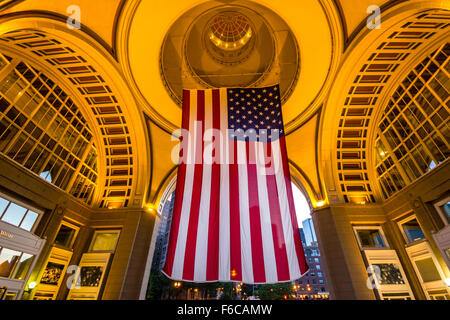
[151, 193, 175, 271]
[302, 218, 317, 246]
[299, 228, 306, 246]
[294, 222, 329, 300]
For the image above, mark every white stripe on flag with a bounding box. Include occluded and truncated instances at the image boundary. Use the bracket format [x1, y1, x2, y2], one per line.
[271, 138, 301, 280]
[237, 140, 254, 283]
[171, 90, 198, 279]
[218, 88, 230, 281]
[255, 141, 278, 283]
[194, 90, 213, 281]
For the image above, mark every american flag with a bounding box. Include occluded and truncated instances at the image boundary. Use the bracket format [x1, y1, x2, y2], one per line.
[163, 85, 309, 284]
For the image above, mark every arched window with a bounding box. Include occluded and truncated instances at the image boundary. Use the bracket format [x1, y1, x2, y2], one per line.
[0, 54, 98, 204]
[375, 43, 449, 199]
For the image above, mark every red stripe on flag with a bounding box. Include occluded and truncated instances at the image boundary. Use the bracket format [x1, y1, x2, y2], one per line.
[279, 137, 309, 274]
[229, 141, 242, 281]
[182, 90, 205, 281]
[265, 143, 290, 282]
[163, 89, 191, 277]
[206, 89, 221, 281]
[246, 142, 266, 283]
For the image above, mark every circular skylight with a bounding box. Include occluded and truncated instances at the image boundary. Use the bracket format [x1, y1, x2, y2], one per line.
[209, 12, 253, 51]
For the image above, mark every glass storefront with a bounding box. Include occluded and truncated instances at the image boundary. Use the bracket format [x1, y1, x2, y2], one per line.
[0, 192, 46, 300]
[0, 247, 34, 279]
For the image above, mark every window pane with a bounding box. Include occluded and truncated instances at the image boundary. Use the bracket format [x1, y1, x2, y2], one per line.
[424, 137, 445, 163]
[402, 218, 425, 242]
[90, 232, 119, 252]
[54, 224, 76, 248]
[20, 210, 39, 231]
[1, 202, 27, 227]
[357, 229, 386, 248]
[4, 292, 17, 300]
[5, 132, 27, 159]
[0, 197, 9, 216]
[13, 136, 36, 165]
[0, 248, 21, 278]
[0, 118, 18, 153]
[12, 253, 33, 280]
[415, 258, 441, 283]
[439, 202, 450, 224]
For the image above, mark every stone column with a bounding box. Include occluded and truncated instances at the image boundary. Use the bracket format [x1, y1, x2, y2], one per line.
[312, 206, 376, 300]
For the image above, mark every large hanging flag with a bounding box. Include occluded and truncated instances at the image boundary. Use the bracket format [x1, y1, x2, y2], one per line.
[163, 85, 309, 284]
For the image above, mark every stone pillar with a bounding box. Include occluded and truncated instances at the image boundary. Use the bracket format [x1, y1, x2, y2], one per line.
[100, 209, 157, 300]
[119, 210, 157, 300]
[312, 206, 376, 300]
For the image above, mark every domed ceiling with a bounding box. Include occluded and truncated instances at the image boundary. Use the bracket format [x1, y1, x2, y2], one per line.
[162, 5, 299, 106]
[123, 0, 337, 133]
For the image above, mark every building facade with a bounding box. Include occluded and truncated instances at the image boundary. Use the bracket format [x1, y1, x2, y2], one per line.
[151, 192, 175, 271]
[0, 0, 447, 300]
[296, 223, 329, 299]
[302, 218, 318, 246]
[295, 243, 329, 299]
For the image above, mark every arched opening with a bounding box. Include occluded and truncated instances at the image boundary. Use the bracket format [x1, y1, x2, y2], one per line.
[145, 189, 176, 299]
[291, 183, 329, 298]
[145, 178, 329, 300]
[374, 42, 449, 200]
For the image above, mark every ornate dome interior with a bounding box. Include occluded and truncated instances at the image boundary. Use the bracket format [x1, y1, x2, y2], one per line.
[162, 5, 299, 107]
[125, 0, 335, 133]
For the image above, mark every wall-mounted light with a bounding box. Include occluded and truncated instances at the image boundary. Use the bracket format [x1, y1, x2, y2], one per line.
[444, 278, 450, 287]
[25, 281, 37, 293]
[315, 201, 325, 208]
[146, 204, 156, 213]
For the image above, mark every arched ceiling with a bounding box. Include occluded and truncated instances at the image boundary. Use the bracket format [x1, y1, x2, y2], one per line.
[1, 0, 125, 53]
[1, 0, 448, 211]
[334, 0, 407, 47]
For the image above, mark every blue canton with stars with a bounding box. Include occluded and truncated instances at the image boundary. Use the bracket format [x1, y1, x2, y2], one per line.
[227, 85, 284, 142]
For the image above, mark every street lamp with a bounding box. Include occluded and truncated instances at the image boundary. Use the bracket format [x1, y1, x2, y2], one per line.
[172, 281, 182, 299]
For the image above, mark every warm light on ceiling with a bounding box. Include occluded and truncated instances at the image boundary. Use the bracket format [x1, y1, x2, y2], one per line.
[208, 12, 253, 52]
[107, 202, 123, 210]
[209, 29, 252, 51]
[315, 201, 325, 208]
